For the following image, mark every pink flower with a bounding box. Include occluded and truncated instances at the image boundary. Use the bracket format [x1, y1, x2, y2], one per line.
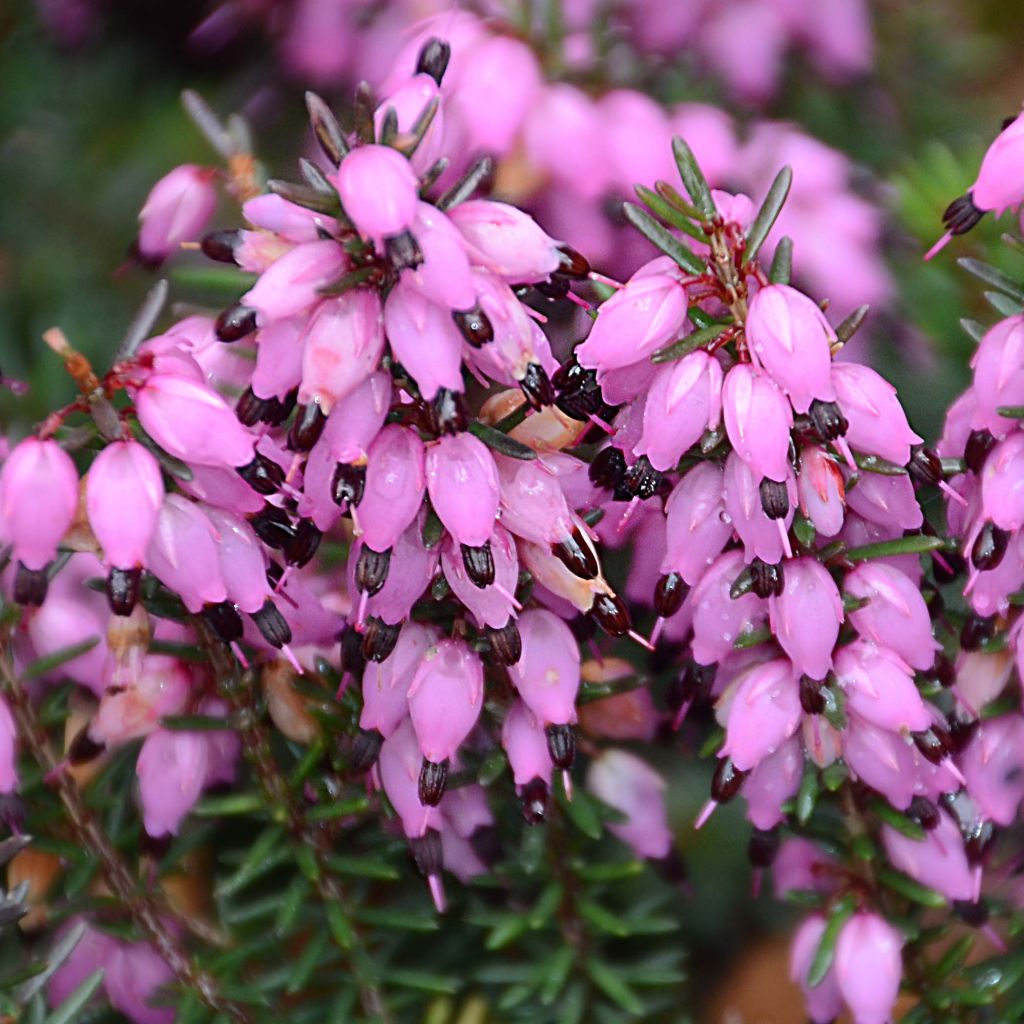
[334, 144, 419, 242]
[405, 201, 477, 311]
[746, 284, 836, 414]
[743, 737, 802, 830]
[86, 441, 164, 570]
[881, 811, 975, 902]
[502, 700, 553, 787]
[835, 641, 931, 732]
[0, 694, 16, 793]
[242, 193, 337, 242]
[798, 446, 845, 537]
[426, 432, 500, 549]
[509, 608, 581, 727]
[241, 239, 348, 322]
[146, 495, 227, 612]
[835, 913, 903, 1024]
[449, 200, 562, 284]
[690, 550, 769, 665]
[407, 638, 484, 763]
[719, 658, 801, 771]
[968, 112, 1024, 215]
[831, 362, 922, 466]
[723, 452, 795, 564]
[137, 164, 216, 263]
[769, 558, 843, 679]
[722, 364, 793, 482]
[843, 715, 916, 809]
[357, 425, 426, 554]
[375, 73, 445, 175]
[0, 437, 79, 570]
[135, 373, 255, 468]
[361, 520, 439, 627]
[969, 315, 1024, 437]
[378, 719, 442, 838]
[587, 749, 672, 860]
[440, 525, 518, 629]
[790, 916, 844, 1024]
[496, 454, 574, 546]
[981, 431, 1024, 529]
[662, 461, 733, 586]
[961, 715, 1024, 825]
[299, 290, 386, 413]
[137, 728, 209, 837]
[361, 622, 435, 740]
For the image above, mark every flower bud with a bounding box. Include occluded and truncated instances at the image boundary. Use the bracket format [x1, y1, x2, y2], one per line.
[722, 364, 793, 482]
[797, 445, 845, 537]
[137, 164, 216, 263]
[835, 913, 903, 1024]
[334, 144, 419, 242]
[768, 558, 843, 680]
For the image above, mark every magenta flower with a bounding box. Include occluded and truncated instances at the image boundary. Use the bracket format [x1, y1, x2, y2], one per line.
[831, 362, 922, 466]
[961, 715, 1024, 825]
[835, 912, 903, 1024]
[769, 558, 843, 680]
[746, 283, 836, 413]
[440, 525, 519, 629]
[137, 163, 216, 263]
[375, 73, 445, 175]
[361, 622, 435, 740]
[843, 715, 916, 809]
[449, 200, 562, 284]
[882, 811, 975, 902]
[241, 239, 348, 322]
[719, 658, 801, 771]
[426, 432, 500, 549]
[509, 609, 581, 728]
[722, 363, 793, 482]
[662, 461, 733, 586]
[0, 437, 78, 570]
[690, 550, 769, 665]
[743, 738, 802, 830]
[797, 445, 846, 537]
[723, 452, 795, 565]
[790, 916, 844, 1024]
[970, 315, 1024, 436]
[361, 520, 439, 628]
[835, 641, 931, 732]
[587, 749, 672, 860]
[981, 431, 1024, 530]
[502, 700, 554, 788]
[378, 719, 443, 839]
[404, 202, 477, 312]
[0, 694, 16, 794]
[495, 454, 574, 546]
[356, 425, 426, 555]
[146, 495, 227, 612]
[334, 144, 419, 243]
[136, 728, 210, 837]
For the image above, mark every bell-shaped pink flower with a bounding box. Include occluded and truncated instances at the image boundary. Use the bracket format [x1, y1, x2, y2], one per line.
[636, 351, 723, 472]
[831, 362, 922, 466]
[468, 270, 552, 385]
[835, 913, 903, 1024]
[954, 648, 1015, 717]
[357, 424, 426, 554]
[599, 90, 675, 192]
[242, 192, 337, 243]
[241, 239, 347, 322]
[105, 937, 177, 1024]
[970, 315, 1024, 437]
[249, 317, 304, 400]
[769, 558, 843, 679]
[575, 270, 689, 373]
[845, 563, 939, 669]
[691, 550, 769, 665]
[361, 622, 435, 739]
[375, 73, 444, 175]
[449, 200, 562, 284]
[845, 472, 923, 531]
[969, 112, 1024, 215]
[790, 916, 844, 1024]
[146, 495, 227, 612]
[86, 440, 164, 570]
[961, 715, 1024, 825]
[299, 290, 386, 413]
[426, 432, 500, 548]
[137, 164, 216, 263]
[137, 728, 210, 837]
[662, 461, 733, 586]
[317, 371, 391, 464]
[496, 454, 574, 545]
[202, 506, 268, 614]
[91, 651, 191, 746]
[402, 202, 476, 312]
[407, 638, 484, 763]
[334, 144, 419, 242]
[882, 811, 975, 902]
[525, 83, 609, 198]
[502, 700, 553, 787]
[0, 695, 16, 794]
[378, 722, 443, 839]
[981, 431, 1024, 530]
[724, 452, 795, 564]
[383, 279, 465, 399]
[440, 525, 518, 629]
[135, 373, 255, 468]
[743, 737, 802, 830]
[746, 284, 836, 414]
[798, 445, 845, 537]
[0, 437, 79, 570]
[363, 519, 439, 626]
[510, 608, 581, 726]
[720, 658, 801, 771]
[843, 714, 916, 808]
[587, 749, 672, 860]
[722, 363, 793, 482]
[835, 641, 931, 732]
[48, 924, 118, 1016]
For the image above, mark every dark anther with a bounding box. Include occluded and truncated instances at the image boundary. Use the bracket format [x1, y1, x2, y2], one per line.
[568, 613, 597, 645]
[349, 729, 383, 774]
[339, 624, 367, 676]
[942, 192, 985, 236]
[106, 566, 142, 616]
[971, 521, 1009, 573]
[462, 542, 495, 588]
[907, 796, 940, 831]
[237, 453, 286, 495]
[590, 592, 630, 637]
[355, 545, 391, 596]
[520, 363, 555, 409]
[954, 899, 990, 928]
[362, 616, 401, 662]
[799, 676, 826, 715]
[415, 37, 451, 85]
[552, 525, 599, 581]
[964, 428, 996, 474]
[545, 723, 575, 770]
[750, 558, 784, 599]
[912, 724, 954, 766]
[959, 613, 995, 652]
[274, 389, 299, 425]
[331, 463, 366, 508]
[589, 446, 627, 489]
[13, 564, 48, 606]
[265, 559, 284, 589]
[385, 230, 423, 272]
[759, 478, 790, 520]
[624, 455, 662, 500]
[485, 620, 522, 666]
[288, 402, 328, 452]
[931, 652, 956, 689]
[710, 757, 748, 803]
[200, 229, 242, 264]
[286, 518, 322, 567]
[452, 305, 493, 348]
[669, 661, 715, 713]
[932, 550, 966, 585]
[410, 830, 443, 877]
[533, 276, 570, 301]
[469, 825, 502, 867]
[202, 600, 244, 642]
[654, 572, 688, 618]
[67, 724, 105, 766]
[808, 399, 848, 442]
[430, 388, 468, 436]
[418, 758, 450, 806]
[748, 827, 780, 869]
[251, 599, 292, 648]
[215, 302, 258, 342]
[520, 778, 549, 824]
[236, 387, 276, 427]
[946, 709, 979, 754]
[908, 444, 944, 487]
[556, 244, 590, 279]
